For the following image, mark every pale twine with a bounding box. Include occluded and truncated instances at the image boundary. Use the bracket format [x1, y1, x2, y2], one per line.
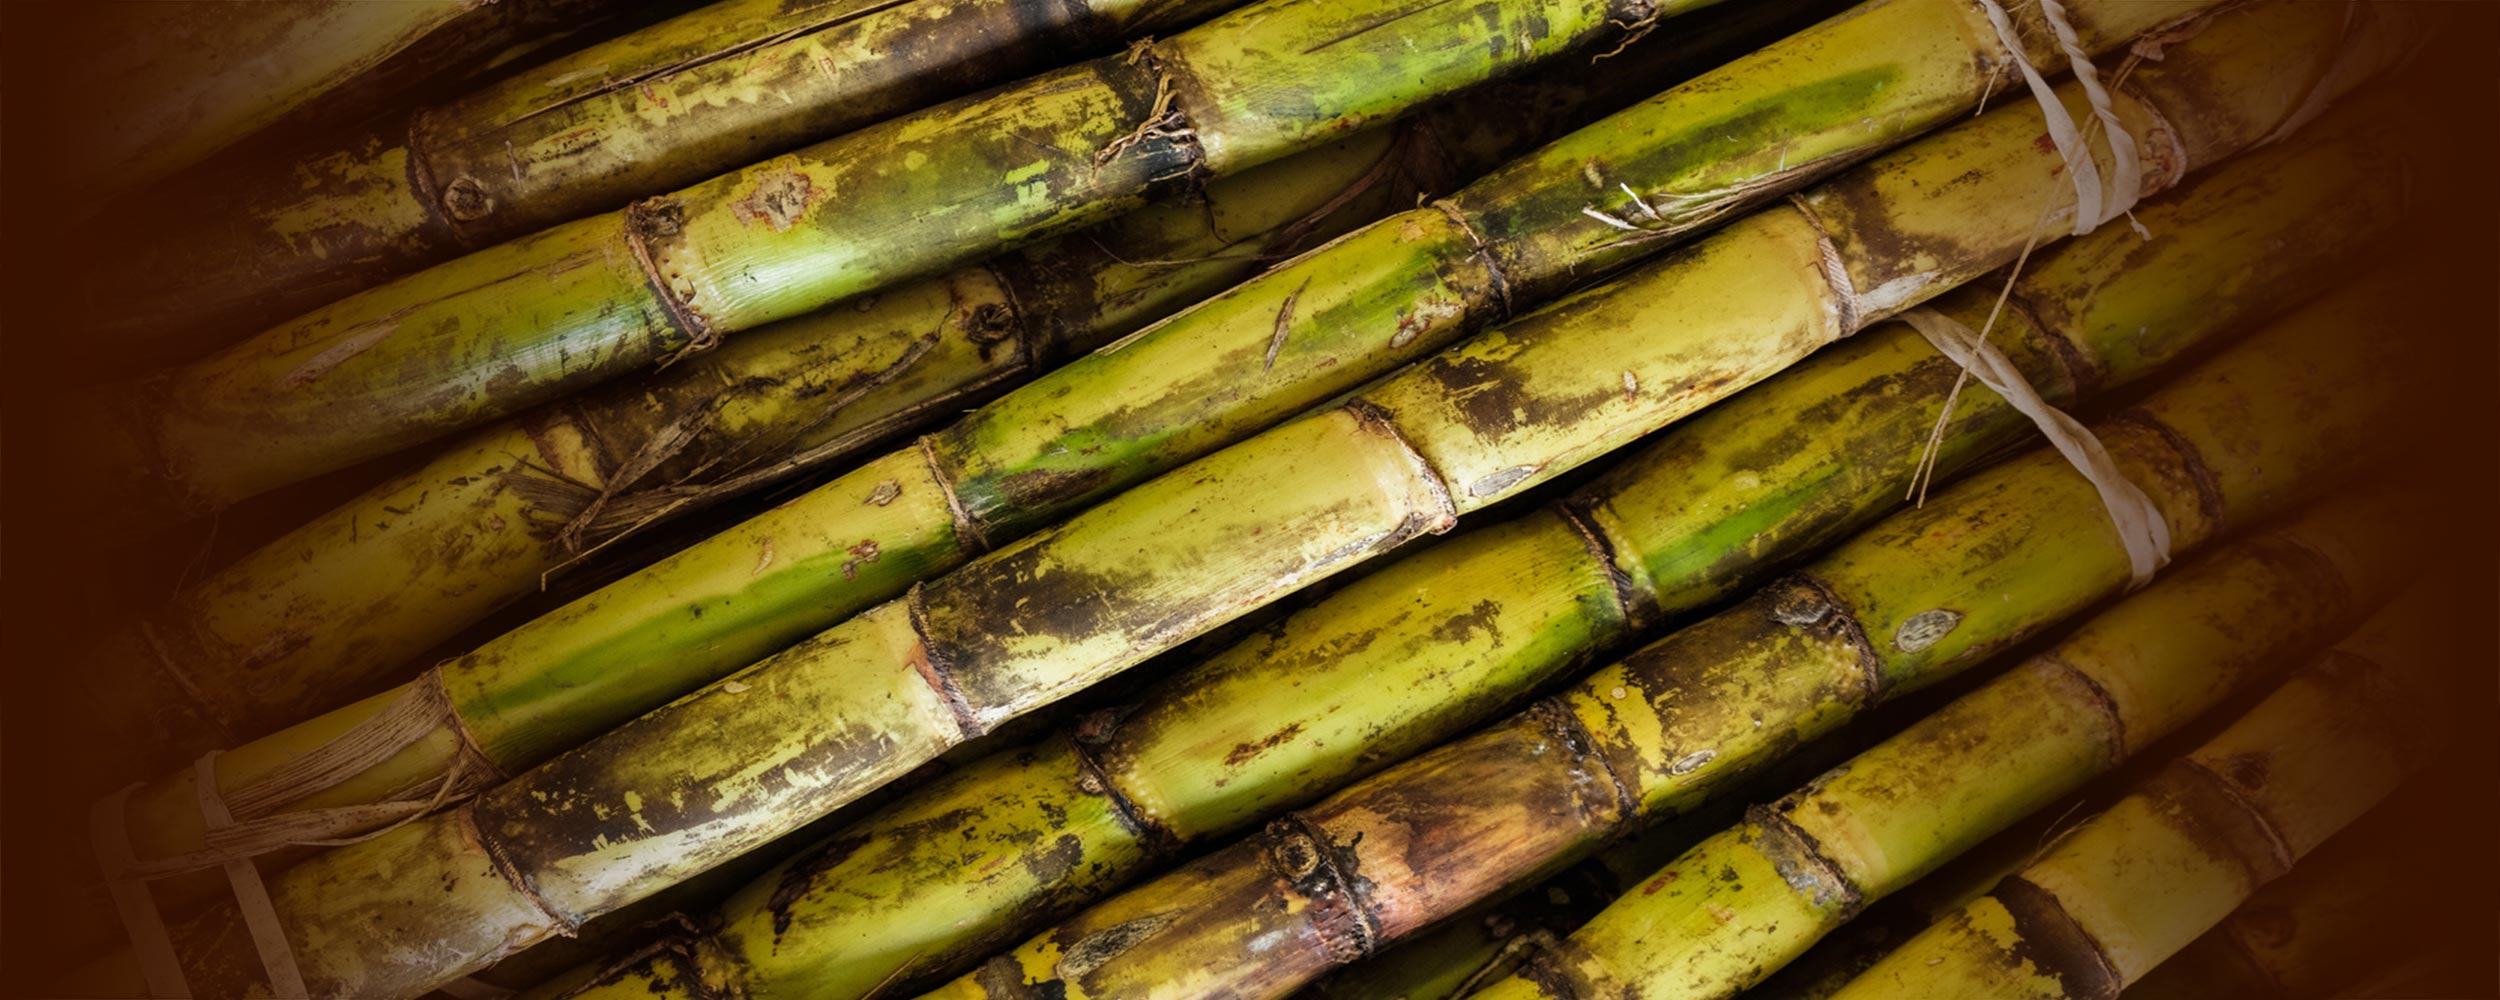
[1902, 307, 2173, 587]
[91, 667, 505, 996]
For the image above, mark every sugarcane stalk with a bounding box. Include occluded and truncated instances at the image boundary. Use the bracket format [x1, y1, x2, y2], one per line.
[915, 60, 2420, 985]
[909, 146, 2420, 1000]
[92, 0, 1263, 357]
[102, 1, 2367, 991]
[518, 89, 2405, 1000]
[2123, 802, 2437, 1000]
[92, 0, 1773, 772]
[1462, 480, 2423, 1000]
[96, 0, 1682, 522]
[1827, 589, 2453, 999]
[98, 0, 2203, 882]
[59, 0, 490, 196]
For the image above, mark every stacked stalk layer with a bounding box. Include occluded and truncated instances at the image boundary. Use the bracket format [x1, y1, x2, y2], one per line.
[105, 0, 2209, 880]
[1463, 478, 2421, 1000]
[910, 104, 2416, 998]
[1829, 592, 2450, 999]
[522, 92, 2402, 1000]
[94, 0, 1260, 354]
[110, 1, 2365, 992]
[96, 0, 1690, 520]
[93, 1, 1795, 767]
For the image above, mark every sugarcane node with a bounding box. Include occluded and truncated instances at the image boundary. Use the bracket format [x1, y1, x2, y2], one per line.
[1260, 813, 1381, 963]
[441, 175, 494, 222]
[2147, 760, 2296, 885]
[1554, 499, 1660, 630]
[622, 196, 719, 358]
[458, 801, 580, 933]
[1341, 397, 1460, 531]
[1769, 573, 1887, 704]
[1063, 729, 1181, 855]
[1747, 803, 1868, 917]
[904, 584, 987, 739]
[1432, 200, 1515, 318]
[916, 434, 993, 554]
[2035, 649, 2131, 761]
[1989, 875, 2126, 1000]
[1530, 697, 1638, 823]
[2106, 407, 2229, 531]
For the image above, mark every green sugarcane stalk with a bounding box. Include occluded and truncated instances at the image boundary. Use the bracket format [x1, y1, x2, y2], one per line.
[92, 0, 1789, 772]
[1828, 590, 2452, 999]
[100, 0, 2204, 881]
[517, 92, 2405, 1000]
[105, 2, 2362, 992]
[910, 174, 2420, 999]
[1462, 480, 2422, 1000]
[96, 0, 1685, 521]
[59, 0, 490, 196]
[90, 0, 1257, 357]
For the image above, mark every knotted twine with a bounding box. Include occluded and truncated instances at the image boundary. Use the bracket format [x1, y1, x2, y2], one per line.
[1904, 0, 2177, 588]
[90, 668, 504, 997]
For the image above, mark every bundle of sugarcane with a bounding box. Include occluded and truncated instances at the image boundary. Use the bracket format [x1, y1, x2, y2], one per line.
[94, 0, 2231, 885]
[513, 92, 2404, 1000]
[91, 0, 1260, 355]
[1458, 481, 2423, 1000]
[57, 0, 494, 196]
[87, 1, 2380, 991]
[910, 231, 2419, 994]
[1827, 589, 2453, 999]
[90, 0, 1696, 523]
[85, 0, 1816, 779]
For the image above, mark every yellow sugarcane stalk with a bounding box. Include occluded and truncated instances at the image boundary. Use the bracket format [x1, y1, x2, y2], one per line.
[1460, 481, 2421, 1000]
[1828, 589, 2453, 999]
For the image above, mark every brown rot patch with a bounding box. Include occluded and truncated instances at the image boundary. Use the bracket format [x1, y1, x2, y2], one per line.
[733, 170, 825, 232]
[1057, 913, 1175, 980]
[1224, 722, 1306, 767]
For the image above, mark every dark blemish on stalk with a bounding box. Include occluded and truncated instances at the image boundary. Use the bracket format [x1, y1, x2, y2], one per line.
[866, 480, 902, 505]
[1429, 598, 1505, 645]
[1056, 913, 1175, 979]
[840, 539, 883, 580]
[1224, 722, 1306, 767]
[1994, 875, 2124, 999]
[732, 170, 823, 233]
[767, 831, 872, 937]
[1025, 833, 1086, 885]
[1893, 609, 1961, 652]
[1265, 277, 1313, 372]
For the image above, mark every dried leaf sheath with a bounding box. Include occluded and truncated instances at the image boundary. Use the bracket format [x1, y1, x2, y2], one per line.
[921, 231, 2413, 1000]
[1828, 590, 2449, 999]
[1465, 478, 2420, 1000]
[519, 91, 2404, 1000]
[93, 0, 1260, 356]
[107, 0, 2135, 882]
[128, 4, 2385, 994]
[102, 0, 1660, 521]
